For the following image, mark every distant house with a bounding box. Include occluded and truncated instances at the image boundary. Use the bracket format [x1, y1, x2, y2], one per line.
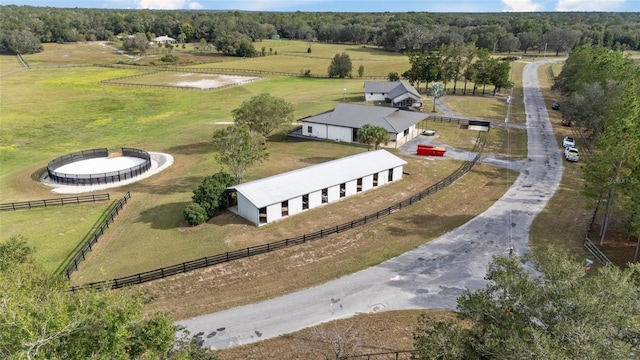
[299, 103, 428, 145]
[364, 81, 421, 108]
[152, 35, 177, 44]
[229, 150, 407, 226]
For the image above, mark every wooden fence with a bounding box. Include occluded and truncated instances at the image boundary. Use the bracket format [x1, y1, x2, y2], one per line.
[70, 134, 485, 291]
[0, 194, 110, 211]
[346, 350, 414, 359]
[583, 237, 613, 267]
[63, 192, 131, 280]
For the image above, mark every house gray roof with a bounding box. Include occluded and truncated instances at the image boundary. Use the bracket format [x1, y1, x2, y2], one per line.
[301, 103, 428, 133]
[364, 81, 420, 101]
[388, 81, 421, 101]
[229, 150, 407, 209]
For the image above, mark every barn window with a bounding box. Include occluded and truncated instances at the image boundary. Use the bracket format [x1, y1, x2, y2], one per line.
[340, 183, 346, 198]
[259, 207, 267, 224]
[307, 126, 312, 133]
[373, 173, 378, 186]
[281, 200, 289, 216]
[388, 169, 393, 182]
[357, 178, 363, 192]
[302, 194, 309, 210]
[322, 188, 328, 203]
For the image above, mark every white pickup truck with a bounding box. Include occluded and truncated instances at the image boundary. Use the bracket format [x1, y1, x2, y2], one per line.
[564, 147, 579, 162]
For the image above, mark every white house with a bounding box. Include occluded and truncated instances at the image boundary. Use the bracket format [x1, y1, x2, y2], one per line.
[364, 81, 421, 108]
[229, 150, 407, 226]
[152, 35, 177, 44]
[299, 103, 428, 145]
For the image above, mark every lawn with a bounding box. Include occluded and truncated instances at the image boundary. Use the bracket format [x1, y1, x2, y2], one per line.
[4, 42, 525, 311]
[0, 41, 564, 357]
[0, 201, 113, 274]
[0, 55, 25, 75]
[2, 42, 519, 282]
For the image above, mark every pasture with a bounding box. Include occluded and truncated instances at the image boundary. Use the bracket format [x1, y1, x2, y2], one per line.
[1, 41, 521, 295]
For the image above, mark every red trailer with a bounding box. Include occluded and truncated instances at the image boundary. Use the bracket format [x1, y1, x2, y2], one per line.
[417, 144, 446, 157]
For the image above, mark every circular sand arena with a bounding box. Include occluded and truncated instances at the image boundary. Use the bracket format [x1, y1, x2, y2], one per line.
[43, 148, 173, 194]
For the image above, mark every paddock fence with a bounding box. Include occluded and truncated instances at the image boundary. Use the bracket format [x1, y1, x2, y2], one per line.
[63, 192, 131, 280]
[47, 147, 151, 185]
[70, 133, 486, 292]
[97, 63, 387, 79]
[0, 194, 110, 211]
[346, 350, 415, 359]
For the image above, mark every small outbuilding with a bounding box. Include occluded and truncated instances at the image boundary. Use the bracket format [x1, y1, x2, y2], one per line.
[229, 150, 407, 226]
[364, 81, 421, 108]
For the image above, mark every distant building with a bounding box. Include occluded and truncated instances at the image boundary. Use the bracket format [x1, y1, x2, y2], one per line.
[152, 35, 177, 44]
[364, 81, 421, 108]
[299, 103, 428, 145]
[229, 150, 407, 226]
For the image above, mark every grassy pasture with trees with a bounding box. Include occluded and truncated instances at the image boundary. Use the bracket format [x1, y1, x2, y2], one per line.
[6, 38, 606, 359]
[1, 40, 521, 286]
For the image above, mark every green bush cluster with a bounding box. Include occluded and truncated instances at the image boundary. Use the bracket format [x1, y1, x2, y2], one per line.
[183, 171, 236, 226]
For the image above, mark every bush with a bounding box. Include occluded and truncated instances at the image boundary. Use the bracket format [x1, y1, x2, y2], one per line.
[191, 171, 237, 218]
[160, 54, 179, 63]
[183, 203, 208, 226]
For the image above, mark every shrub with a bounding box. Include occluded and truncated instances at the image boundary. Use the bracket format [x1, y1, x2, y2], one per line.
[183, 203, 208, 226]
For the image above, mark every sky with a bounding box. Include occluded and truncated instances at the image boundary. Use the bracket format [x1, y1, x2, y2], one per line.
[1, 0, 638, 12]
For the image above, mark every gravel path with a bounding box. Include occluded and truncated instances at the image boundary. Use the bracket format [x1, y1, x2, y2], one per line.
[177, 60, 563, 350]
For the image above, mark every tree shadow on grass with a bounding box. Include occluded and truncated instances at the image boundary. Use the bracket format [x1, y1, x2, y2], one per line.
[385, 213, 476, 238]
[125, 175, 203, 195]
[167, 142, 213, 156]
[137, 201, 190, 230]
[298, 156, 339, 165]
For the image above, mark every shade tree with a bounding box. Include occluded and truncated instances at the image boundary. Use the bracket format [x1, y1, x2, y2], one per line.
[412, 249, 640, 359]
[211, 125, 268, 184]
[232, 93, 295, 137]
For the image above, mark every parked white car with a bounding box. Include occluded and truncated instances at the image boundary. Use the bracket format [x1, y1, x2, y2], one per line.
[564, 147, 579, 162]
[562, 136, 575, 148]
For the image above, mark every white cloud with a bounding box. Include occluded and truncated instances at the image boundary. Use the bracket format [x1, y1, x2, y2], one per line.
[189, 2, 203, 9]
[502, 0, 544, 11]
[556, 0, 626, 11]
[137, 0, 187, 9]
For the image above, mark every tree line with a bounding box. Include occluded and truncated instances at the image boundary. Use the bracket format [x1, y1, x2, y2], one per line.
[1, 6, 639, 55]
[553, 45, 640, 261]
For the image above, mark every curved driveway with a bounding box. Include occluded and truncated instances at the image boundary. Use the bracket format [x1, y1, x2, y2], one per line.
[178, 61, 564, 350]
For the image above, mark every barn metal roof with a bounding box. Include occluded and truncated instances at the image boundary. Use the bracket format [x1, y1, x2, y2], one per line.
[229, 150, 407, 209]
[301, 103, 427, 133]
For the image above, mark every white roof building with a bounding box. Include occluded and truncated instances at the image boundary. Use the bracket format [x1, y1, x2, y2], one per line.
[229, 150, 407, 226]
[152, 35, 177, 44]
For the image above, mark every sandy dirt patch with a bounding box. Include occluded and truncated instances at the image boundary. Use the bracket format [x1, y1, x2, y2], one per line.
[171, 74, 259, 89]
[55, 156, 146, 175]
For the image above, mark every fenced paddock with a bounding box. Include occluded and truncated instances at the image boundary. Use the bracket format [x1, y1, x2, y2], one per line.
[70, 133, 486, 291]
[0, 194, 110, 211]
[63, 192, 131, 279]
[47, 147, 151, 185]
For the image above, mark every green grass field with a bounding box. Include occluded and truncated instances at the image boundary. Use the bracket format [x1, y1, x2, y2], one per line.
[1, 41, 525, 283]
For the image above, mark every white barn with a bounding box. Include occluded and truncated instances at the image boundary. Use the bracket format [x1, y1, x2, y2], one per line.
[364, 81, 421, 108]
[229, 150, 407, 226]
[300, 103, 428, 145]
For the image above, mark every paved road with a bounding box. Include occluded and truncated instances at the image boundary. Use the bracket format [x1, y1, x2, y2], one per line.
[177, 61, 564, 350]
